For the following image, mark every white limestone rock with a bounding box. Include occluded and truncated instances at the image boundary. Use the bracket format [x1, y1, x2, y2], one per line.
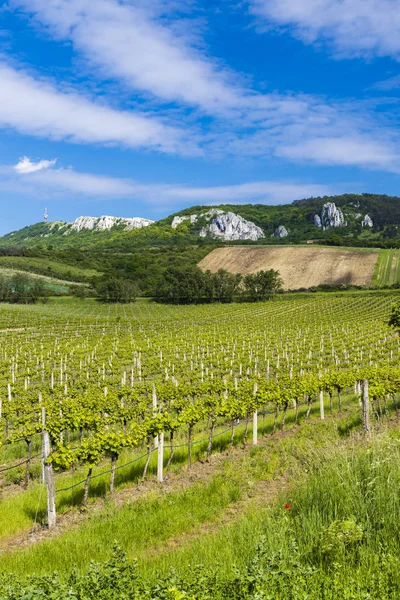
[71, 216, 154, 232]
[314, 214, 322, 228]
[362, 214, 373, 228]
[171, 214, 199, 229]
[199, 212, 264, 241]
[272, 225, 289, 238]
[319, 203, 346, 229]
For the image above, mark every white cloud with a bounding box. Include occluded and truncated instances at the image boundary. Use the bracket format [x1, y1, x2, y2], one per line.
[249, 0, 400, 60]
[161, 181, 335, 203]
[372, 74, 400, 91]
[15, 156, 57, 174]
[0, 162, 336, 205]
[12, 0, 246, 116]
[6, 0, 400, 175]
[0, 62, 196, 155]
[277, 136, 400, 171]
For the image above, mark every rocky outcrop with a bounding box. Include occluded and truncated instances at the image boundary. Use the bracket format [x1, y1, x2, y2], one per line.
[71, 216, 154, 232]
[272, 225, 288, 238]
[199, 212, 264, 241]
[171, 214, 199, 229]
[314, 214, 322, 228]
[314, 203, 345, 230]
[362, 214, 373, 228]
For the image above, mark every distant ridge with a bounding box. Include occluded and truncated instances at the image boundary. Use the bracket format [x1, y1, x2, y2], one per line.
[1, 193, 400, 250]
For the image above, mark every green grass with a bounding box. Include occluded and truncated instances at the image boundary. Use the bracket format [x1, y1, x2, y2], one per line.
[0, 256, 102, 283]
[373, 249, 400, 286]
[0, 394, 360, 572]
[1, 472, 244, 574]
[4, 412, 400, 599]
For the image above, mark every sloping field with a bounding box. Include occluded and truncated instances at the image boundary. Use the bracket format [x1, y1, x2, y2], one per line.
[199, 246, 379, 289]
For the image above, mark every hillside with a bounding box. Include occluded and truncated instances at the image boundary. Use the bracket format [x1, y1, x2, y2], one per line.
[199, 246, 380, 289]
[2, 193, 400, 251]
[0, 256, 102, 283]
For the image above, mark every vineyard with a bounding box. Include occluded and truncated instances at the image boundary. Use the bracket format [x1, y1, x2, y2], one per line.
[1, 293, 400, 597]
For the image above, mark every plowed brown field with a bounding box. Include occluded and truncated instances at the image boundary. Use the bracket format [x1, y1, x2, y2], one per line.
[198, 246, 379, 289]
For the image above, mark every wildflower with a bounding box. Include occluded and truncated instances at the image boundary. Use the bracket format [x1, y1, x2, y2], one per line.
[284, 503, 291, 510]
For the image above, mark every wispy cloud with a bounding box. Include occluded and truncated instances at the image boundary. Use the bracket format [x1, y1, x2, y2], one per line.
[12, 0, 246, 117]
[15, 156, 57, 174]
[277, 136, 400, 171]
[248, 0, 400, 60]
[372, 74, 400, 91]
[9, 0, 400, 176]
[0, 62, 197, 155]
[0, 161, 337, 206]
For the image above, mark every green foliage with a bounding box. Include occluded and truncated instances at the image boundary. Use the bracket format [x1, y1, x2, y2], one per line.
[320, 519, 364, 557]
[389, 301, 400, 328]
[156, 265, 206, 304]
[4, 194, 400, 254]
[95, 276, 138, 303]
[211, 269, 242, 303]
[155, 267, 282, 304]
[243, 270, 283, 301]
[0, 273, 48, 304]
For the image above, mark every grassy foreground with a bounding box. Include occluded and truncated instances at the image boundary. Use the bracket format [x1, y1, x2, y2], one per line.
[2, 403, 400, 598]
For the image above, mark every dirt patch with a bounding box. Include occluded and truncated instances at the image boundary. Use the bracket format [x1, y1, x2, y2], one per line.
[199, 246, 378, 289]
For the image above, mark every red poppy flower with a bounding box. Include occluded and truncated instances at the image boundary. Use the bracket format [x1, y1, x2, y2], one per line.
[284, 503, 291, 509]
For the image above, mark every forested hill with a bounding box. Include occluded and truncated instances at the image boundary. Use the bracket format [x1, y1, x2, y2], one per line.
[1, 193, 400, 251]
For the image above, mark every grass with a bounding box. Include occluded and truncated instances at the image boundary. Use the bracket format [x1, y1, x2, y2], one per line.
[0, 393, 350, 545]
[0, 393, 363, 572]
[373, 249, 400, 286]
[0, 256, 102, 283]
[3, 424, 400, 599]
[2, 397, 400, 598]
[1, 471, 244, 574]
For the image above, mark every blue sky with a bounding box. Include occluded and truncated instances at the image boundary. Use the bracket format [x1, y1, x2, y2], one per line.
[1, 0, 400, 234]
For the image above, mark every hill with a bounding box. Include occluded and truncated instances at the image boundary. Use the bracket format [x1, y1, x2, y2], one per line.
[2, 193, 400, 251]
[0, 256, 102, 283]
[2, 193, 400, 295]
[199, 246, 380, 289]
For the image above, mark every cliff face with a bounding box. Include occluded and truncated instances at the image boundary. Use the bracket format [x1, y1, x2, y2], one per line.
[71, 216, 154, 232]
[314, 203, 346, 229]
[199, 212, 264, 241]
[171, 210, 264, 241]
[362, 214, 373, 228]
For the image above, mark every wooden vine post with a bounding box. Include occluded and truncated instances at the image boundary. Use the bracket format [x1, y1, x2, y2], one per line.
[152, 384, 158, 449]
[157, 430, 164, 483]
[253, 382, 258, 446]
[42, 408, 56, 529]
[319, 390, 325, 421]
[362, 379, 370, 437]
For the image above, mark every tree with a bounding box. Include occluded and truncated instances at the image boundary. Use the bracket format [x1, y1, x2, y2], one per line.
[96, 277, 137, 303]
[30, 279, 46, 303]
[212, 269, 242, 303]
[69, 285, 88, 300]
[155, 266, 205, 304]
[244, 270, 283, 301]
[10, 273, 30, 303]
[389, 302, 400, 329]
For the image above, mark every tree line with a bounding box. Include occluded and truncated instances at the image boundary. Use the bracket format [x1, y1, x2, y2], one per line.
[87, 267, 283, 304]
[0, 274, 48, 304]
[155, 266, 283, 304]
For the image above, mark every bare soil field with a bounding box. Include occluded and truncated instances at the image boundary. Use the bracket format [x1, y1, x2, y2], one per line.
[199, 246, 379, 289]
